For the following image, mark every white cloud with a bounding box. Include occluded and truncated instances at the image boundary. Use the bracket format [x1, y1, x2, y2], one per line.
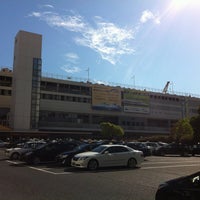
[29, 12, 41, 17]
[140, 10, 160, 24]
[29, 11, 135, 65]
[75, 19, 134, 65]
[65, 53, 79, 64]
[61, 66, 81, 74]
[29, 9, 159, 65]
[43, 4, 54, 9]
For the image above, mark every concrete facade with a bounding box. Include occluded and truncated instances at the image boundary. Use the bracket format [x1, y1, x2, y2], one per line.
[10, 30, 42, 130]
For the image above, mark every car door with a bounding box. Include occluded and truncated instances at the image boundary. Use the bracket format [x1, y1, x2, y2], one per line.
[101, 146, 129, 167]
[35, 143, 58, 162]
[180, 174, 200, 200]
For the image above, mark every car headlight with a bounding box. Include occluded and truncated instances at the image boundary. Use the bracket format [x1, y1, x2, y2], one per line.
[158, 183, 168, 190]
[79, 156, 89, 161]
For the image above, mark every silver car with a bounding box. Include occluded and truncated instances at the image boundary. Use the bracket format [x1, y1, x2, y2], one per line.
[5, 141, 46, 160]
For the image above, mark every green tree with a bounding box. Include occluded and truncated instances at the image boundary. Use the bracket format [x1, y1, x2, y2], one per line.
[190, 106, 200, 144]
[100, 122, 124, 140]
[170, 118, 193, 144]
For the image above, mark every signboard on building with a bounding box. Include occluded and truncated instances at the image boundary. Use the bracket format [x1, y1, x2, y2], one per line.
[92, 84, 121, 111]
[123, 89, 150, 114]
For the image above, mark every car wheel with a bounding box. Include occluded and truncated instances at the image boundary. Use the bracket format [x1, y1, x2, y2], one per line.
[33, 157, 40, 165]
[11, 152, 20, 160]
[127, 158, 137, 168]
[87, 159, 98, 170]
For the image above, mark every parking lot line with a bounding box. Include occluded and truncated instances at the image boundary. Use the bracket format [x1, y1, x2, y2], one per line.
[142, 163, 200, 170]
[6, 159, 200, 174]
[143, 160, 200, 165]
[29, 166, 73, 175]
[7, 160, 22, 165]
[6, 160, 72, 175]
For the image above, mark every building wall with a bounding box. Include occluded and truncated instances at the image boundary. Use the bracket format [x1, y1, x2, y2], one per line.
[10, 30, 42, 130]
[1, 68, 200, 134]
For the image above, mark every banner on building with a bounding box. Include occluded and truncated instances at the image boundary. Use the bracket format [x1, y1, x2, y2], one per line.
[92, 84, 121, 111]
[123, 89, 150, 113]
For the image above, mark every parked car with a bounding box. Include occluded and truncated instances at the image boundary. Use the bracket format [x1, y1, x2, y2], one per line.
[56, 142, 101, 166]
[5, 140, 46, 160]
[155, 171, 200, 200]
[154, 143, 192, 156]
[126, 142, 152, 156]
[143, 142, 161, 154]
[22, 141, 79, 165]
[192, 144, 200, 156]
[71, 144, 144, 170]
[0, 139, 9, 148]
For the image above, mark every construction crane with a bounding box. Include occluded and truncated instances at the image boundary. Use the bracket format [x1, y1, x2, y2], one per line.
[163, 81, 170, 94]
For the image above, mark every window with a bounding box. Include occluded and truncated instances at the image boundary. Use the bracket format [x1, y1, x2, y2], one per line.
[107, 146, 129, 153]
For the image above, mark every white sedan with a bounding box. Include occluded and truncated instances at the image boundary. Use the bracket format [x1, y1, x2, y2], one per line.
[71, 144, 144, 170]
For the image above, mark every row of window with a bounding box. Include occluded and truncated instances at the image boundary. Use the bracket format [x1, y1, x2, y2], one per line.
[40, 93, 91, 103]
[122, 121, 144, 127]
[150, 94, 180, 102]
[40, 81, 91, 95]
[38, 111, 172, 129]
[0, 76, 12, 87]
[0, 89, 11, 96]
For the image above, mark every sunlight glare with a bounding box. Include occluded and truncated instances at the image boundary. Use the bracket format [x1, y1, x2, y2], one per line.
[169, 0, 200, 12]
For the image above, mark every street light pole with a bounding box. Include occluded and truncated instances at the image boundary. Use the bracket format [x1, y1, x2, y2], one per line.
[86, 67, 90, 82]
[131, 75, 135, 88]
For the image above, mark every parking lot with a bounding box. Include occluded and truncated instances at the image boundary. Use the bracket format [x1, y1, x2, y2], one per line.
[1, 148, 200, 200]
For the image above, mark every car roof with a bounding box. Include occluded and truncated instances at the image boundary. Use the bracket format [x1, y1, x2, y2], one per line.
[101, 144, 128, 148]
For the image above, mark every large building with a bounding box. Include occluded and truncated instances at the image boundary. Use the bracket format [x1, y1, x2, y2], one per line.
[0, 30, 200, 137]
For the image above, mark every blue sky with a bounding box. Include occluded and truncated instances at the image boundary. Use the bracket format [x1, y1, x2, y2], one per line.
[1, 0, 200, 95]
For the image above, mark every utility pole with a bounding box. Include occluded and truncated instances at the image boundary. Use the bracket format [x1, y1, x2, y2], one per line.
[85, 67, 90, 82]
[131, 75, 135, 88]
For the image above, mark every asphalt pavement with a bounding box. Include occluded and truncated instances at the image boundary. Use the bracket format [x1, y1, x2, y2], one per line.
[1, 149, 200, 200]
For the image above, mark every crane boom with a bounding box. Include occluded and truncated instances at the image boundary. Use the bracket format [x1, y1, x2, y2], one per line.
[163, 81, 170, 93]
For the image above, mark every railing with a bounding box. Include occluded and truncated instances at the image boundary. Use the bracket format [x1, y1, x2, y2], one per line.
[42, 71, 200, 98]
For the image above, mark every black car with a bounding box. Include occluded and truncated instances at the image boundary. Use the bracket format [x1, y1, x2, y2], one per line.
[56, 142, 100, 166]
[154, 143, 192, 156]
[155, 171, 200, 200]
[126, 142, 152, 156]
[22, 141, 79, 165]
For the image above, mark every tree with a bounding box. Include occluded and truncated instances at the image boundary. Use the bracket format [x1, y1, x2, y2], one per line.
[190, 106, 200, 144]
[170, 118, 193, 144]
[100, 122, 124, 140]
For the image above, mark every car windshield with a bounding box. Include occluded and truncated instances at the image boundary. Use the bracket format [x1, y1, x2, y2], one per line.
[74, 143, 88, 151]
[35, 143, 48, 150]
[91, 145, 107, 153]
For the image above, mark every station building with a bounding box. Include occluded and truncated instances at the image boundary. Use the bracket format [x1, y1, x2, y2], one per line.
[0, 30, 200, 138]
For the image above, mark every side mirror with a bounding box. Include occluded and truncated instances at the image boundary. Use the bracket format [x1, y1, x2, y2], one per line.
[104, 151, 109, 154]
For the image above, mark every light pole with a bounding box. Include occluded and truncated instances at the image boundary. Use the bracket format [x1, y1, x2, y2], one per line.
[131, 75, 135, 88]
[85, 67, 90, 82]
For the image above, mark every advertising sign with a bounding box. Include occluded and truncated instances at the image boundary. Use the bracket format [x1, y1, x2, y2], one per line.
[123, 89, 150, 113]
[92, 84, 121, 111]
